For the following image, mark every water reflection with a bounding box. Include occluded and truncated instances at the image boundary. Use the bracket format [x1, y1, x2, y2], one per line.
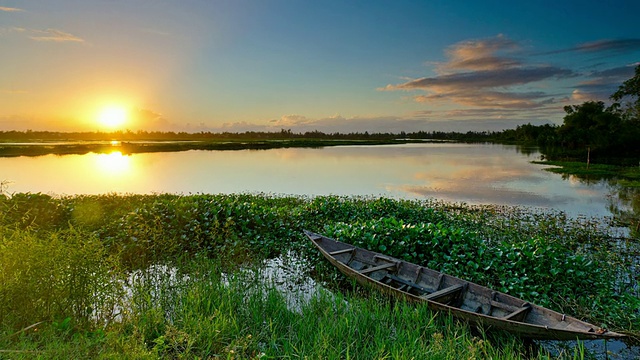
[608, 184, 640, 237]
[396, 149, 568, 207]
[0, 143, 631, 220]
[95, 151, 131, 175]
[546, 168, 640, 237]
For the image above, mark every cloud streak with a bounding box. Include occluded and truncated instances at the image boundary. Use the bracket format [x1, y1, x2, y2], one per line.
[543, 39, 640, 55]
[381, 35, 574, 117]
[569, 64, 637, 102]
[415, 90, 556, 109]
[26, 28, 84, 42]
[378, 35, 640, 124]
[4, 27, 85, 42]
[387, 66, 572, 92]
[438, 34, 521, 72]
[0, 6, 23, 12]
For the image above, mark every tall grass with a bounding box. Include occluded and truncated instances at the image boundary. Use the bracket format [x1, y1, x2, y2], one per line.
[2, 255, 576, 359]
[0, 226, 123, 330]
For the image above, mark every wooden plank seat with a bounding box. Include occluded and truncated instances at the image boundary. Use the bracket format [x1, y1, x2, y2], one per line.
[504, 303, 532, 322]
[383, 274, 431, 293]
[360, 262, 397, 275]
[489, 300, 520, 313]
[329, 248, 355, 256]
[420, 284, 464, 302]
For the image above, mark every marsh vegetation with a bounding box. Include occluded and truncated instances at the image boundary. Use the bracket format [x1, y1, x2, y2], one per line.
[1, 193, 638, 358]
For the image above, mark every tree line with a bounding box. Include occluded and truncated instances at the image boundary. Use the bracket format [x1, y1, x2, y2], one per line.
[0, 128, 500, 142]
[495, 65, 640, 164]
[3, 65, 639, 164]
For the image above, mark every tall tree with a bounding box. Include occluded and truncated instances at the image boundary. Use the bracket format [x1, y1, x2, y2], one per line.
[610, 64, 640, 120]
[558, 101, 622, 150]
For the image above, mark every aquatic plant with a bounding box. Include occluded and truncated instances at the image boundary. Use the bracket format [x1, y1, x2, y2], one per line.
[0, 193, 637, 336]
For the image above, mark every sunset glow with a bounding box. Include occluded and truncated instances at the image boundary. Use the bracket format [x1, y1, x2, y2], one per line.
[0, 2, 638, 133]
[98, 106, 128, 129]
[95, 151, 131, 175]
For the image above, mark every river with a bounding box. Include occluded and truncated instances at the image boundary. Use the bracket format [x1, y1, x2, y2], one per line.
[1, 142, 625, 219]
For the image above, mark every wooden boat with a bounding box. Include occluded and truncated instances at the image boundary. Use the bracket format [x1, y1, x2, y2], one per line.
[304, 230, 626, 340]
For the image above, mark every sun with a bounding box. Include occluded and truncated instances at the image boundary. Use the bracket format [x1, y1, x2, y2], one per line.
[98, 106, 128, 129]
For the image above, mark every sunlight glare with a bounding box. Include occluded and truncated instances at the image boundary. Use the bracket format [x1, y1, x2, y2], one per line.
[98, 106, 128, 129]
[95, 151, 131, 175]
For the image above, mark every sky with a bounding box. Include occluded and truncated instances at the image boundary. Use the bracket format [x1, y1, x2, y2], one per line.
[1, 0, 639, 133]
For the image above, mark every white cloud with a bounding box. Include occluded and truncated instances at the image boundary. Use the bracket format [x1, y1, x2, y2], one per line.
[203, 112, 555, 135]
[2, 27, 85, 42]
[438, 34, 521, 73]
[27, 28, 84, 42]
[269, 114, 312, 127]
[0, 6, 23, 12]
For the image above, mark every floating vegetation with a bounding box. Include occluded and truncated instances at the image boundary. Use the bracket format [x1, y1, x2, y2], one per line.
[0, 193, 638, 358]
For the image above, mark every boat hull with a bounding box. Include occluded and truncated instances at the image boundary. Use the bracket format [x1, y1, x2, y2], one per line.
[305, 230, 625, 340]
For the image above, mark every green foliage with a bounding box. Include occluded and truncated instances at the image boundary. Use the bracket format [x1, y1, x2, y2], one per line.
[559, 101, 624, 151]
[322, 217, 623, 320]
[550, 68, 640, 161]
[0, 226, 123, 330]
[0, 193, 637, 357]
[2, 257, 551, 359]
[0, 193, 71, 231]
[611, 64, 640, 119]
[489, 67, 640, 163]
[494, 123, 559, 146]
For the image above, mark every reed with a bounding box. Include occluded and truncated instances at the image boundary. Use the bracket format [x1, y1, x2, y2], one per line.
[1, 255, 579, 359]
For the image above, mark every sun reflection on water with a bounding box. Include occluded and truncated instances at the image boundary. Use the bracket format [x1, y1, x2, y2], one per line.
[95, 151, 131, 175]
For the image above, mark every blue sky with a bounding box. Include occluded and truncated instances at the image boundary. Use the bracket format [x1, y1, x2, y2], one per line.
[1, 0, 639, 132]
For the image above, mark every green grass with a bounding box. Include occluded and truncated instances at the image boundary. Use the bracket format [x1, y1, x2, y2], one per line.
[0, 255, 586, 359]
[1, 193, 638, 358]
[533, 160, 640, 186]
[0, 226, 123, 331]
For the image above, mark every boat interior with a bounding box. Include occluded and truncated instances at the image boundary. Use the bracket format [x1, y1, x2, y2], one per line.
[327, 242, 534, 323]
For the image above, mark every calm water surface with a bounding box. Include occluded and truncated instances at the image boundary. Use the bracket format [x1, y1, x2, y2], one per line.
[2, 143, 617, 218]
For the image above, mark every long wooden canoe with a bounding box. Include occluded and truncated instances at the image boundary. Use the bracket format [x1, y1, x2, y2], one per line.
[304, 230, 625, 340]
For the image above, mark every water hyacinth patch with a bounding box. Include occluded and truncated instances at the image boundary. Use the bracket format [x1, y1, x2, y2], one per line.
[0, 193, 638, 337]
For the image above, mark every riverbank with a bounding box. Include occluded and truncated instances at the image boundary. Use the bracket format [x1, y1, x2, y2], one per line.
[1, 194, 638, 358]
[534, 160, 640, 186]
[0, 138, 428, 157]
[533, 160, 640, 235]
